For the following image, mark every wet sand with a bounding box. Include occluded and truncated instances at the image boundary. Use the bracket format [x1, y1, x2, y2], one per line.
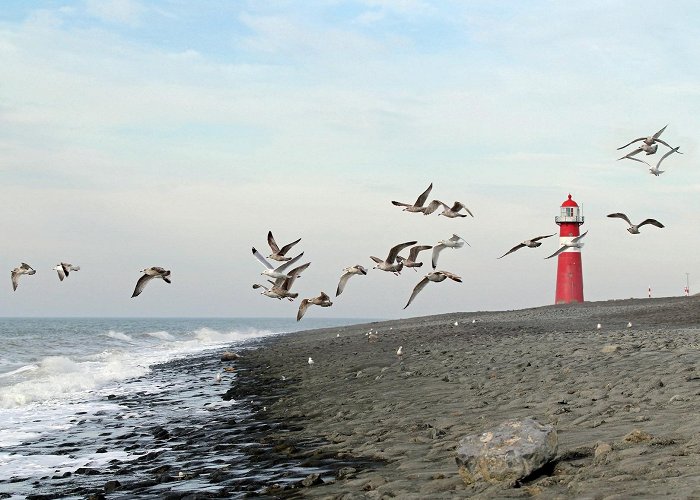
[239, 296, 700, 498]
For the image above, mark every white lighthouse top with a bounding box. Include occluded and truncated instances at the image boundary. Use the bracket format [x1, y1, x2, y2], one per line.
[555, 194, 584, 224]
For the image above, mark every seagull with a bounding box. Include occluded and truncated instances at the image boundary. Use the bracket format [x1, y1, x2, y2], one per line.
[627, 322, 633, 328]
[596, 323, 602, 330]
[265, 262, 311, 300]
[252, 283, 285, 300]
[252, 248, 304, 279]
[308, 357, 314, 365]
[53, 262, 80, 281]
[497, 234, 557, 259]
[11, 263, 36, 291]
[616, 125, 681, 159]
[606, 213, 664, 234]
[396, 245, 433, 271]
[544, 231, 588, 259]
[131, 267, 171, 298]
[336, 265, 368, 296]
[391, 183, 434, 213]
[404, 270, 462, 309]
[297, 292, 333, 321]
[396, 346, 403, 358]
[215, 372, 222, 384]
[432, 235, 469, 269]
[266, 231, 302, 262]
[621, 146, 680, 176]
[370, 241, 417, 275]
[438, 201, 474, 218]
[454, 321, 459, 326]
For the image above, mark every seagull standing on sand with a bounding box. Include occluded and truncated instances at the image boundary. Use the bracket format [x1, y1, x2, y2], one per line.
[396, 245, 433, 271]
[131, 267, 171, 298]
[404, 270, 462, 309]
[53, 262, 80, 281]
[252, 248, 304, 279]
[437, 201, 474, 218]
[627, 322, 633, 328]
[606, 213, 664, 234]
[308, 357, 314, 366]
[432, 235, 469, 269]
[497, 234, 557, 259]
[597, 323, 602, 330]
[266, 231, 302, 262]
[11, 263, 36, 291]
[544, 231, 588, 260]
[621, 147, 680, 176]
[336, 265, 368, 297]
[297, 292, 333, 321]
[370, 241, 417, 275]
[616, 125, 680, 159]
[391, 183, 439, 214]
[396, 346, 403, 359]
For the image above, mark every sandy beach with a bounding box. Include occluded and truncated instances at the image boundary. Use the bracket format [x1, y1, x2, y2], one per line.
[236, 296, 700, 499]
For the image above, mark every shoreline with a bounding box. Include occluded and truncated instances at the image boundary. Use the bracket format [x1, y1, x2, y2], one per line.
[237, 296, 700, 498]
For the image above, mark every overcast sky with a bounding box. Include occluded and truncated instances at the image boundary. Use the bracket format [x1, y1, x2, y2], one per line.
[2, 1, 699, 318]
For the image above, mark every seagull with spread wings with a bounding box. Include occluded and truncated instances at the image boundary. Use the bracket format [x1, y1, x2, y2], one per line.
[616, 125, 681, 159]
[132, 267, 171, 298]
[266, 231, 302, 262]
[431, 234, 469, 269]
[621, 146, 680, 176]
[297, 292, 333, 321]
[370, 240, 418, 275]
[396, 245, 433, 271]
[391, 183, 435, 213]
[336, 265, 367, 297]
[544, 231, 588, 259]
[252, 248, 304, 279]
[404, 271, 462, 309]
[606, 213, 664, 234]
[497, 234, 557, 259]
[11, 263, 36, 291]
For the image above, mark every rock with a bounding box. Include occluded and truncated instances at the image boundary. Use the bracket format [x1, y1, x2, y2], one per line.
[336, 467, 357, 479]
[601, 344, 620, 354]
[150, 426, 170, 440]
[455, 417, 557, 485]
[220, 351, 240, 361]
[593, 442, 612, 464]
[300, 473, 324, 487]
[104, 480, 121, 493]
[623, 429, 653, 443]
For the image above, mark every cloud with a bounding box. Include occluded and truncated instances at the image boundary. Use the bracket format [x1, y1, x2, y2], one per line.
[85, 0, 146, 26]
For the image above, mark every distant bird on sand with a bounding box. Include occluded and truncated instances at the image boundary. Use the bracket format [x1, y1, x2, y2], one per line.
[627, 322, 633, 328]
[396, 245, 433, 271]
[432, 234, 468, 269]
[297, 292, 333, 321]
[621, 146, 680, 176]
[396, 346, 403, 358]
[596, 323, 602, 330]
[336, 265, 368, 297]
[131, 267, 171, 298]
[308, 357, 314, 365]
[371, 241, 417, 275]
[53, 262, 80, 281]
[392, 183, 437, 214]
[266, 231, 302, 262]
[215, 372, 222, 384]
[606, 213, 664, 234]
[544, 231, 588, 259]
[11, 263, 36, 291]
[616, 125, 680, 159]
[252, 248, 304, 279]
[438, 201, 474, 218]
[497, 234, 557, 259]
[404, 270, 462, 309]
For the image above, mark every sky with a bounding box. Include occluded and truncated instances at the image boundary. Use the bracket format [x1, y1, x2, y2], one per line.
[2, 0, 700, 318]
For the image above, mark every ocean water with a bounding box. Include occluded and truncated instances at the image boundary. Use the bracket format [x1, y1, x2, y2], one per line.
[0, 317, 372, 497]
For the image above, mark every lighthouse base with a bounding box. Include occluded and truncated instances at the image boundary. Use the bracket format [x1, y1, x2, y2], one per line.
[555, 252, 584, 304]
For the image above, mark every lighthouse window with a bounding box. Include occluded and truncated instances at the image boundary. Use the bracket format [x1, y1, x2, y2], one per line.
[563, 207, 574, 217]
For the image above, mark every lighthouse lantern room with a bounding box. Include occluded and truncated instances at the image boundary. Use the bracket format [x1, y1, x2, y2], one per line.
[555, 194, 585, 304]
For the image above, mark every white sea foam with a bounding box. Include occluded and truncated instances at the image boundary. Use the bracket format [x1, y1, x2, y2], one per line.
[105, 330, 134, 342]
[0, 364, 39, 379]
[144, 330, 174, 341]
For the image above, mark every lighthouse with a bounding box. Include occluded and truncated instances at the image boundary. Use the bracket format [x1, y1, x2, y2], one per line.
[555, 194, 585, 304]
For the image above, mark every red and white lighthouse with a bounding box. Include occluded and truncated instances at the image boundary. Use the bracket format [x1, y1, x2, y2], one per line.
[555, 194, 585, 304]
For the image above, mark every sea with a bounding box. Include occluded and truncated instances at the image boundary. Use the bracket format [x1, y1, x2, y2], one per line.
[0, 317, 373, 498]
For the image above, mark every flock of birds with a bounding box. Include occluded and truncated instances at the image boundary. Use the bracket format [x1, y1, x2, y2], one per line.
[9, 125, 683, 318]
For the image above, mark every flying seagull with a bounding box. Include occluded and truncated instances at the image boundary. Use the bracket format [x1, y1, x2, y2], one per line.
[267, 262, 311, 300]
[391, 183, 434, 213]
[404, 270, 462, 309]
[370, 240, 417, 275]
[11, 263, 36, 291]
[132, 267, 171, 298]
[621, 146, 680, 176]
[606, 213, 664, 234]
[53, 262, 80, 281]
[297, 292, 333, 321]
[432, 234, 469, 269]
[396, 245, 433, 271]
[438, 201, 474, 218]
[266, 231, 302, 262]
[616, 125, 681, 159]
[497, 234, 557, 259]
[544, 231, 588, 259]
[252, 248, 304, 279]
[336, 265, 368, 297]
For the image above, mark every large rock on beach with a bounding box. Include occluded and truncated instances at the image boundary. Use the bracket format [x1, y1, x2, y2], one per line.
[455, 417, 557, 486]
[220, 351, 241, 361]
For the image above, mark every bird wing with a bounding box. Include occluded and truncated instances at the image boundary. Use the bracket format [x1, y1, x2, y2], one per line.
[431, 244, 446, 269]
[297, 299, 310, 321]
[654, 138, 675, 149]
[451, 201, 474, 217]
[408, 245, 433, 261]
[422, 199, 444, 215]
[404, 277, 430, 309]
[21, 263, 34, 272]
[11, 271, 19, 291]
[319, 292, 331, 302]
[336, 272, 353, 297]
[656, 146, 681, 167]
[544, 245, 569, 260]
[369, 256, 383, 264]
[607, 213, 632, 226]
[278, 237, 302, 256]
[56, 268, 66, 281]
[438, 270, 462, 282]
[252, 247, 274, 270]
[616, 138, 645, 150]
[571, 230, 588, 243]
[638, 219, 664, 229]
[414, 183, 433, 207]
[652, 124, 668, 139]
[61, 263, 70, 277]
[387, 241, 418, 263]
[273, 252, 303, 273]
[391, 200, 411, 207]
[131, 274, 154, 298]
[267, 231, 280, 254]
[531, 233, 557, 242]
[621, 154, 651, 166]
[252, 283, 270, 291]
[497, 243, 525, 259]
[283, 262, 310, 290]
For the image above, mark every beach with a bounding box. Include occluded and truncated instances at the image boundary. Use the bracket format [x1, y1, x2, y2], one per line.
[238, 296, 700, 498]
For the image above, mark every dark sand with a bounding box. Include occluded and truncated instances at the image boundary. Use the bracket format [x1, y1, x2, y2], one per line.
[237, 296, 700, 498]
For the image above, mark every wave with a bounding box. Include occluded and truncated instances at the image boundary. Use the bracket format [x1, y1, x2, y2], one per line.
[144, 331, 174, 341]
[0, 364, 39, 379]
[105, 330, 134, 342]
